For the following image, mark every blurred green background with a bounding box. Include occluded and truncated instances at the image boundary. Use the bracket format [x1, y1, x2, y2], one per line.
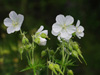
[0, 0, 100, 75]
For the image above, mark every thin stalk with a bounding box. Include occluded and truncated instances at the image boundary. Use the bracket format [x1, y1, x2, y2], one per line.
[62, 42, 65, 66]
[32, 42, 34, 65]
[20, 29, 23, 35]
[52, 71, 54, 75]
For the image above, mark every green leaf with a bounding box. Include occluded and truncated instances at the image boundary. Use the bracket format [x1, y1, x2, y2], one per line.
[20, 66, 32, 72]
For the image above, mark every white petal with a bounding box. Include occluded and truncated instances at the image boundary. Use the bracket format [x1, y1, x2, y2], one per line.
[18, 14, 24, 25]
[76, 32, 84, 39]
[37, 25, 44, 33]
[38, 37, 47, 46]
[77, 26, 84, 32]
[76, 20, 80, 27]
[64, 34, 72, 41]
[42, 30, 48, 35]
[60, 30, 67, 38]
[52, 23, 62, 33]
[60, 30, 72, 41]
[60, 30, 72, 39]
[57, 36, 61, 41]
[56, 14, 66, 25]
[65, 15, 74, 25]
[4, 18, 12, 27]
[66, 25, 76, 34]
[9, 11, 18, 21]
[51, 30, 59, 36]
[7, 26, 15, 34]
[14, 25, 21, 31]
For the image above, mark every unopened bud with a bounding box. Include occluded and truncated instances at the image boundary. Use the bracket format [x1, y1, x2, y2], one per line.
[48, 62, 57, 75]
[22, 36, 29, 44]
[41, 50, 47, 57]
[19, 47, 23, 60]
[54, 64, 63, 75]
[69, 43, 73, 51]
[72, 50, 78, 57]
[40, 33, 47, 38]
[25, 44, 31, 49]
[72, 42, 79, 50]
[34, 37, 40, 44]
[72, 50, 82, 63]
[19, 47, 23, 54]
[67, 70, 74, 75]
[50, 50, 54, 55]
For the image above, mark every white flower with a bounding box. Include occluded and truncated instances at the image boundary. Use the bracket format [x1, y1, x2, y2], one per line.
[35, 25, 48, 46]
[76, 20, 84, 39]
[4, 11, 24, 34]
[51, 14, 76, 41]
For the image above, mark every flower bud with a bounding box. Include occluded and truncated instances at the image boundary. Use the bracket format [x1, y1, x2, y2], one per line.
[22, 36, 29, 44]
[41, 50, 47, 57]
[67, 70, 74, 75]
[72, 50, 82, 63]
[72, 50, 78, 57]
[19, 47, 23, 54]
[19, 47, 24, 60]
[54, 64, 63, 75]
[48, 62, 57, 75]
[72, 42, 79, 50]
[50, 50, 54, 55]
[34, 37, 40, 44]
[68, 43, 73, 51]
[25, 44, 31, 49]
[40, 33, 47, 38]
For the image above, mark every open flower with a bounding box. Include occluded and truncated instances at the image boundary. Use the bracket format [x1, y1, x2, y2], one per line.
[76, 20, 84, 39]
[51, 14, 76, 41]
[4, 11, 24, 34]
[34, 25, 48, 46]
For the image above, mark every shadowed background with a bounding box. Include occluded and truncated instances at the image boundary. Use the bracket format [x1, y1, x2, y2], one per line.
[0, 0, 100, 75]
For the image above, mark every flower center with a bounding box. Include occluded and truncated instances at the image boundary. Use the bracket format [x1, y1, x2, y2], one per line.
[12, 21, 18, 26]
[62, 24, 66, 29]
[77, 29, 81, 33]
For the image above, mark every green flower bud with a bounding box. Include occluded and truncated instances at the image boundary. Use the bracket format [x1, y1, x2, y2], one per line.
[67, 70, 74, 75]
[35, 32, 40, 36]
[50, 50, 54, 55]
[77, 49, 87, 65]
[68, 43, 73, 51]
[22, 36, 29, 44]
[34, 37, 40, 44]
[19, 47, 23, 60]
[25, 44, 31, 49]
[72, 42, 79, 50]
[41, 50, 47, 57]
[48, 61, 57, 75]
[40, 33, 47, 38]
[19, 47, 23, 54]
[72, 50, 82, 63]
[54, 64, 63, 75]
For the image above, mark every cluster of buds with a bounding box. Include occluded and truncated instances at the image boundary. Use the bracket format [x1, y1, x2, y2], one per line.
[64, 40, 87, 64]
[47, 61, 63, 75]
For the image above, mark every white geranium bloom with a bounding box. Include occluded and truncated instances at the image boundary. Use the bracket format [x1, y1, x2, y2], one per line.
[76, 20, 84, 39]
[4, 11, 24, 34]
[51, 14, 76, 41]
[38, 37, 47, 46]
[35, 25, 48, 46]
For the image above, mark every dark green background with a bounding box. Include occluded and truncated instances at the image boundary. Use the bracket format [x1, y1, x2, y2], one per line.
[0, 0, 100, 75]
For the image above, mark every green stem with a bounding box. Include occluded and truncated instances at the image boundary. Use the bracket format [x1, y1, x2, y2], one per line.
[61, 42, 65, 75]
[33, 68, 36, 75]
[20, 29, 23, 35]
[62, 42, 65, 66]
[52, 71, 54, 75]
[32, 42, 34, 65]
